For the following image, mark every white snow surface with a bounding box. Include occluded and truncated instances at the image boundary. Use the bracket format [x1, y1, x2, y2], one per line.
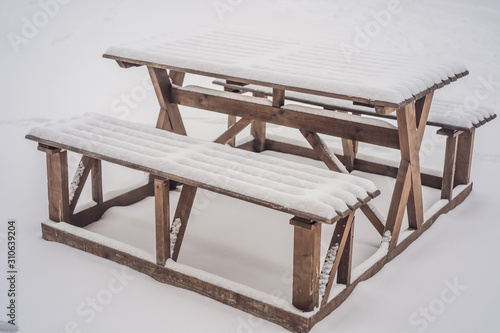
[27, 112, 378, 222]
[105, 29, 467, 106]
[2, 1, 500, 333]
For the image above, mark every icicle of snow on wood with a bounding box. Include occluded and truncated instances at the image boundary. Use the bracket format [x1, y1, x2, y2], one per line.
[69, 160, 85, 204]
[170, 218, 182, 256]
[319, 243, 339, 298]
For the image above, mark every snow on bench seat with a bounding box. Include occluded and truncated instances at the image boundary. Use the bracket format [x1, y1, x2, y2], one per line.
[213, 80, 496, 131]
[103, 29, 468, 109]
[26, 113, 379, 224]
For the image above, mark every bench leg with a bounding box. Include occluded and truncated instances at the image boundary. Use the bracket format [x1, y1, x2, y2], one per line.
[227, 115, 237, 147]
[91, 159, 103, 204]
[454, 128, 475, 187]
[441, 131, 460, 200]
[44, 147, 70, 222]
[291, 218, 321, 312]
[155, 178, 170, 265]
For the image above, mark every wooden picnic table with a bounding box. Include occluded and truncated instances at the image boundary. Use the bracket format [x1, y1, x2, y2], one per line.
[103, 28, 470, 249]
[86, 28, 477, 331]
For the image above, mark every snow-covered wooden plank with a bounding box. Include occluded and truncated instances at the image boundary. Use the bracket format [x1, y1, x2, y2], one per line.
[170, 85, 401, 149]
[213, 80, 496, 131]
[103, 29, 468, 110]
[26, 113, 379, 224]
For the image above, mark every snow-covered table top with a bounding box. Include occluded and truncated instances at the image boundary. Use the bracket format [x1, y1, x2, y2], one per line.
[103, 29, 468, 110]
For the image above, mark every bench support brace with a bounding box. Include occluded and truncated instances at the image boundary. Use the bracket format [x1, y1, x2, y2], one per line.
[320, 213, 355, 307]
[300, 130, 385, 236]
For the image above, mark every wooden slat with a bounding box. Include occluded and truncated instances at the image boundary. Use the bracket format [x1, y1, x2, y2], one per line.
[291, 219, 321, 312]
[441, 133, 459, 200]
[170, 86, 401, 149]
[320, 213, 354, 307]
[46, 148, 70, 222]
[171, 185, 198, 261]
[214, 117, 252, 145]
[69, 156, 95, 214]
[454, 128, 475, 186]
[148, 67, 187, 135]
[91, 159, 103, 204]
[154, 178, 170, 265]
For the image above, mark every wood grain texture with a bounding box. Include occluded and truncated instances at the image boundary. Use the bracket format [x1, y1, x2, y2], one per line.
[40, 184, 473, 333]
[292, 220, 321, 312]
[70, 183, 154, 228]
[170, 86, 401, 149]
[46, 148, 70, 222]
[171, 185, 197, 261]
[155, 178, 170, 265]
[215, 117, 252, 145]
[454, 128, 475, 187]
[441, 133, 459, 200]
[69, 156, 95, 214]
[148, 67, 187, 135]
[41, 223, 311, 333]
[321, 213, 354, 307]
[396, 103, 424, 230]
[91, 159, 103, 204]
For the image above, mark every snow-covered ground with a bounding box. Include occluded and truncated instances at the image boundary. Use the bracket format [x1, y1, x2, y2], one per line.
[1, 0, 499, 332]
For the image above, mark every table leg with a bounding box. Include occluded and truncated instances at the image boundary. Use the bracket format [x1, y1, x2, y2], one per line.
[148, 67, 187, 135]
[384, 93, 433, 249]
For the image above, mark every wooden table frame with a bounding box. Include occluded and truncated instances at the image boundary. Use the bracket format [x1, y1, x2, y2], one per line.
[44, 55, 472, 331]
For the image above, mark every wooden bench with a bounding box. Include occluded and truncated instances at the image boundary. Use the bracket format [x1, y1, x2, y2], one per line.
[26, 112, 379, 313]
[213, 79, 496, 200]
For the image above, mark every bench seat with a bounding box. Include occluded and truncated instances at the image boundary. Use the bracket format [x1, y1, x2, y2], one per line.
[26, 113, 379, 224]
[214, 79, 496, 131]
